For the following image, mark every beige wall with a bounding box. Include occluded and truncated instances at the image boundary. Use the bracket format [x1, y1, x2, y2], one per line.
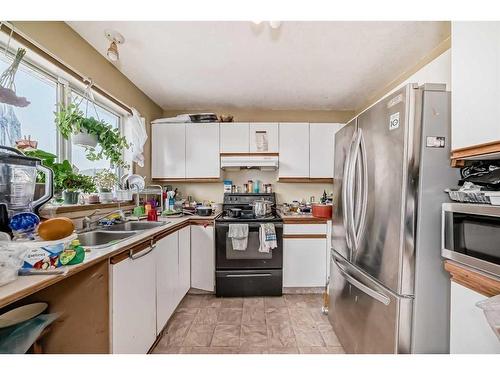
[11, 21, 164, 178]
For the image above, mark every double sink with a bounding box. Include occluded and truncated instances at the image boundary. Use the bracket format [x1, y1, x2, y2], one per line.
[77, 221, 168, 249]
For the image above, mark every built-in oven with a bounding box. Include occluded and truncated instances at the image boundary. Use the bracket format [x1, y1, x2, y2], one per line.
[442, 203, 500, 278]
[215, 220, 283, 297]
[215, 221, 283, 269]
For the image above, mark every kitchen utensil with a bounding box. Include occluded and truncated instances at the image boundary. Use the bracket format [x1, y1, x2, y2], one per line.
[312, 203, 332, 219]
[0, 302, 48, 329]
[0, 146, 53, 216]
[252, 199, 273, 218]
[196, 206, 213, 216]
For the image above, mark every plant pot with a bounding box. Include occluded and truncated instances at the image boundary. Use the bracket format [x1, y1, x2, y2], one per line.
[63, 190, 80, 205]
[86, 194, 100, 204]
[99, 191, 113, 204]
[72, 128, 98, 147]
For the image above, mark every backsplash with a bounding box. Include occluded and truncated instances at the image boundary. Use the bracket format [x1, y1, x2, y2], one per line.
[169, 170, 333, 204]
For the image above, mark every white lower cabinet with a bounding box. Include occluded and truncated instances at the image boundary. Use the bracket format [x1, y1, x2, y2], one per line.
[450, 281, 500, 354]
[155, 232, 180, 334]
[191, 225, 215, 291]
[111, 242, 157, 354]
[283, 238, 327, 287]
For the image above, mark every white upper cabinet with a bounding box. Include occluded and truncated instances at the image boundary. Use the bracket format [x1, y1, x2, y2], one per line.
[452, 21, 500, 150]
[309, 123, 342, 179]
[249, 123, 279, 153]
[279, 123, 310, 178]
[151, 123, 186, 179]
[220, 123, 249, 153]
[186, 123, 220, 178]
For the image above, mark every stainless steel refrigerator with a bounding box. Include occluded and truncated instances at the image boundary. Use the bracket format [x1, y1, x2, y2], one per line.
[328, 83, 458, 354]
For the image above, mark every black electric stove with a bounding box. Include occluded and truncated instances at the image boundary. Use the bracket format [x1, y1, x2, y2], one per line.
[215, 193, 283, 297]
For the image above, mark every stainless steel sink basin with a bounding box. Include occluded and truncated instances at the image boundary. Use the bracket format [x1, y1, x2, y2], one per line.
[102, 221, 168, 232]
[77, 230, 138, 249]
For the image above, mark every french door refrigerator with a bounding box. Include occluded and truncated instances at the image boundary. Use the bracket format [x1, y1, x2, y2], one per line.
[328, 83, 458, 354]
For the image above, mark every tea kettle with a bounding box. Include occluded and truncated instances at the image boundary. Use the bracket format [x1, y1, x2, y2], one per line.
[0, 146, 53, 216]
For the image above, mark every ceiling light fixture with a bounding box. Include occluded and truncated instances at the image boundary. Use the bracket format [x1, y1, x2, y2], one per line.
[104, 29, 125, 62]
[251, 21, 282, 29]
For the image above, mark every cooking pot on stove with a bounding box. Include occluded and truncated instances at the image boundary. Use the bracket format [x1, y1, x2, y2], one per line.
[252, 199, 273, 218]
[226, 208, 241, 218]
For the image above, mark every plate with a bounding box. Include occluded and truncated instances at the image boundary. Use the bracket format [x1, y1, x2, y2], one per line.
[0, 302, 48, 328]
[126, 174, 145, 191]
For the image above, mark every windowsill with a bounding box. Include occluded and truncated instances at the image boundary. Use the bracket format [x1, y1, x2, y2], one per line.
[39, 201, 136, 217]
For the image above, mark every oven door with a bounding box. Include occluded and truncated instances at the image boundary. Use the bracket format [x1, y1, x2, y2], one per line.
[442, 208, 500, 278]
[215, 222, 283, 269]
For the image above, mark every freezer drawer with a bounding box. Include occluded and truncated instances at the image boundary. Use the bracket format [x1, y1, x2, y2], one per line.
[328, 250, 413, 353]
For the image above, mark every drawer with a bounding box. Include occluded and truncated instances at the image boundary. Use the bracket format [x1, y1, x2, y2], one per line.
[283, 224, 327, 235]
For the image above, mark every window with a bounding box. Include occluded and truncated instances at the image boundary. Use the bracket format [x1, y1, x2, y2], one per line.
[0, 55, 58, 154]
[0, 37, 127, 179]
[70, 91, 122, 176]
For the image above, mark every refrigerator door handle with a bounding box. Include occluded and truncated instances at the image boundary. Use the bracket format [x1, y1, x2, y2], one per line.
[355, 129, 368, 246]
[331, 250, 391, 306]
[342, 130, 357, 252]
[347, 130, 362, 252]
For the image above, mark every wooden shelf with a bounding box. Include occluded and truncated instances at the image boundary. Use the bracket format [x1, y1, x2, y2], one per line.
[451, 140, 500, 166]
[444, 260, 500, 297]
[151, 178, 221, 183]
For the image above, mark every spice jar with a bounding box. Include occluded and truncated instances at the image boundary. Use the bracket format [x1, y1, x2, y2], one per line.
[247, 180, 253, 193]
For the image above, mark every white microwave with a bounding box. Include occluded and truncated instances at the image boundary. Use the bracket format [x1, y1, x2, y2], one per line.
[442, 203, 500, 278]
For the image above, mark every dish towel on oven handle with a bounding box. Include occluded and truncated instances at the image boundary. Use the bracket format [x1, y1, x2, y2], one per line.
[259, 223, 277, 253]
[228, 224, 249, 251]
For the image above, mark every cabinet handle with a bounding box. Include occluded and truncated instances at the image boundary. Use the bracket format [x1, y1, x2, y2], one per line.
[129, 243, 156, 260]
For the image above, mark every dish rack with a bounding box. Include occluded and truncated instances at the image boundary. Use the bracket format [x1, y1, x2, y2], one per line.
[446, 189, 491, 204]
[133, 185, 164, 212]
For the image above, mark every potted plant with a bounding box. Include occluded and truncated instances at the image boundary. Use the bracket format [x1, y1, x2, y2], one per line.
[60, 172, 96, 205]
[55, 103, 130, 167]
[94, 170, 117, 203]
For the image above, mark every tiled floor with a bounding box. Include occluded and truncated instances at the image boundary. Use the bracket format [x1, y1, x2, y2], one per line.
[151, 294, 345, 354]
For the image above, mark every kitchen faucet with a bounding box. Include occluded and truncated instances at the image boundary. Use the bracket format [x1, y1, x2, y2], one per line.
[81, 208, 128, 231]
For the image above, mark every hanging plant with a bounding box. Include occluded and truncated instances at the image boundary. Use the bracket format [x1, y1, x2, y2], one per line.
[0, 48, 30, 107]
[55, 103, 130, 168]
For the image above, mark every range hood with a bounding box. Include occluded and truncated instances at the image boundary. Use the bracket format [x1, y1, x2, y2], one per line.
[220, 155, 279, 170]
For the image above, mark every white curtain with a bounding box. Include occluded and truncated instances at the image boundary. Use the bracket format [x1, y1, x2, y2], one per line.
[124, 107, 148, 168]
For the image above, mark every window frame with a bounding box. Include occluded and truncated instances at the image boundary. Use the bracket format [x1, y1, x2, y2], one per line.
[0, 36, 128, 176]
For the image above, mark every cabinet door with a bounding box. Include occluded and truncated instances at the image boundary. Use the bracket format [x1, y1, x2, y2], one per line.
[151, 123, 186, 179]
[452, 22, 500, 150]
[309, 123, 342, 179]
[178, 226, 191, 299]
[191, 225, 215, 291]
[450, 281, 500, 354]
[155, 232, 179, 334]
[283, 238, 327, 287]
[279, 123, 310, 178]
[186, 123, 220, 178]
[220, 123, 249, 153]
[249, 123, 279, 153]
[112, 247, 156, 353]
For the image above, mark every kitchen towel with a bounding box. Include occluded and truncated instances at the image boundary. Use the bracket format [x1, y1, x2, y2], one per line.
[124, 107, 148, 168]
[259, 223, 277, 253]
[228, 224, 249, 251]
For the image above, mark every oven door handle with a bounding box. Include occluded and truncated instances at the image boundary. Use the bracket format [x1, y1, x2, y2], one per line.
[225, 273, 273, 278]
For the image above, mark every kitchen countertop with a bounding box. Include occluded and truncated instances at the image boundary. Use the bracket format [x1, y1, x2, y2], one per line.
[0, 212, 220, 309]
[277, 211, 331, 224]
